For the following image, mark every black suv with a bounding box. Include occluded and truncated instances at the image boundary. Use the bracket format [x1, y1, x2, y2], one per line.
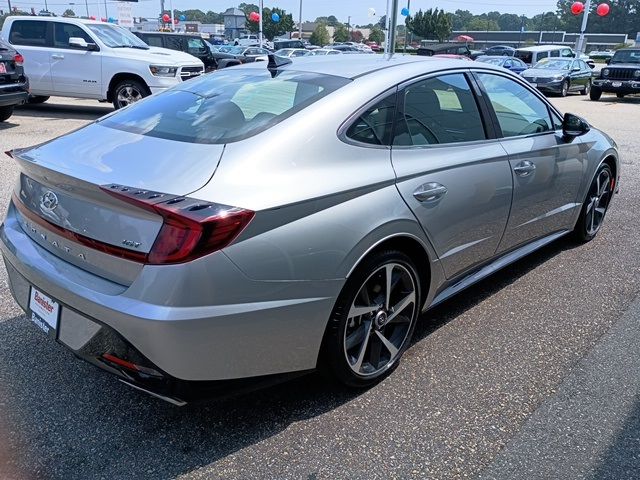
[0, 38, 29, 122]
[417, 43, 472, 58]
[591, 48, 640, 100]
[133, 32, 217, 71]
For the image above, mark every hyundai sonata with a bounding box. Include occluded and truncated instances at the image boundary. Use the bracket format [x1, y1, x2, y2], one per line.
[1, 55, 619, 404]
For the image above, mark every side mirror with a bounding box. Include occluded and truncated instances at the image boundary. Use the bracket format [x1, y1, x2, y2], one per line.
[69, 37, 98, 51]
[605, 58, 611, 65]
[572, 67, 581, 72]
[563, 113, 590, 138]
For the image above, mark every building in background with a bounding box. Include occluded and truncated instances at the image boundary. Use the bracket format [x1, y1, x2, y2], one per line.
[223, 8, 246, 40]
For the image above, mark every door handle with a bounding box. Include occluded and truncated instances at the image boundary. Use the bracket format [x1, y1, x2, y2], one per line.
[513, 160, 536, 177]
[51, 54, 64, 60]
[413, 183, 448, 203]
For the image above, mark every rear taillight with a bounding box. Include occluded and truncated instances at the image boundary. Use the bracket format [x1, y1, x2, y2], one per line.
[14, 54, 24, 66]
[101, 184, 254, 265]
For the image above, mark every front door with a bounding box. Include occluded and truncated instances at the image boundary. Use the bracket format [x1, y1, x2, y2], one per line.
[391, 72, 513, 279]
[475, 72, 586, 253]
[50, 22, 101, 97]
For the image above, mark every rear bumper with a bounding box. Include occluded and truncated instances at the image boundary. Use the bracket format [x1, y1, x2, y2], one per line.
[593, 78, 640, 94]
[0, 82, 29, 107]
[1, 201, 342, 385]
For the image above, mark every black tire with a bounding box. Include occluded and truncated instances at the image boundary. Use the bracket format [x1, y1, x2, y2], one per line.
[581, 80, 591, 96]
[572, 163, 614, 243]
[616, 93, 625, 99]
[0, 105, 14, 122]
[590, 86, 602, 101]
[28, 95, 50, 104]
[112, 78, 150, 110]
[560, 80, 569, 97]
[321, 250, 421, 388]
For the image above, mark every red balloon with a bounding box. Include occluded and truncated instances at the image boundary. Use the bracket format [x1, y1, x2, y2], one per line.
[89, 15, 96, 20]
[249, 11, 260, 22]
[571, 1, 585, 15]
[596, 3, 610, 16]
[162, 13, 170, 23]
[101, 17, 107, 22]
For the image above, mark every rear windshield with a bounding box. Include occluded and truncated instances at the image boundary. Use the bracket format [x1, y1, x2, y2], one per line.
[515, 50, 533, 64]
[100, 69, 350, 144]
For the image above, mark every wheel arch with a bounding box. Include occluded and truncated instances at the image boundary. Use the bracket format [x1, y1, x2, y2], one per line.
[346, 233, 434, 309]
[106, 73, 150, 102]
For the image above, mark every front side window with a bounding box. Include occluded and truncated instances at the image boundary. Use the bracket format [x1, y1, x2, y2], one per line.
[345, 94, 396, 146]
[143, 35, 163, 48]
[9, 20, 48, 47]
[100, 70, 350, 144]
[477, 73, 553, 138]
[394, 74, 486, 146]
[187, 38, 207, 55]
[53, 23, 94, 49]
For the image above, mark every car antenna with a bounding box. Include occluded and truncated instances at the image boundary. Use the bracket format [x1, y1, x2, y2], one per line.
[267, 54, 292, 77]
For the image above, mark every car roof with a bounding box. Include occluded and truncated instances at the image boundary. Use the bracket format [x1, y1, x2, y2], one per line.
[517, 45, 569, 52]
[237, 54, 489, 79]
[6, 16, 107, 26]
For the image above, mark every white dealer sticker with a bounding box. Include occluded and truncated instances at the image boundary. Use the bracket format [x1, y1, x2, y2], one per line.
[29, 288, 60, 335]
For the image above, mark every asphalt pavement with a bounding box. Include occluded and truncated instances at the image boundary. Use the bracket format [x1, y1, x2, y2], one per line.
[0, 94, 639, 480]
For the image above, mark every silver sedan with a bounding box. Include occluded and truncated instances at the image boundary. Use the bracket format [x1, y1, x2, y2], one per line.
[0, 55, 619, 404]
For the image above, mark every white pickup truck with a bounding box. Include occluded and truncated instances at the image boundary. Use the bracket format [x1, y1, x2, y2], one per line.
[1, 16, 204, 109]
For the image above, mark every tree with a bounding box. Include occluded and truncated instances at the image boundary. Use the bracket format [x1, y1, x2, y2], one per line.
[333, 23, 349, 43]
[467, 17, 500, 31]
[238, 3, 259, 16]
[433, 10, 453, 42]
[327, 15, 339, 27]
[350, 30, 364, 43]
[204, 11, 224, 24]
[368, 27, 385, 44]
[62, 9, 75, 17]
[452, 9, 473, 30]
[498, 13, 522, 31]
[377, 15, 387, 29]
[244, 7, 295, 40]
[309, 23, 330, 46]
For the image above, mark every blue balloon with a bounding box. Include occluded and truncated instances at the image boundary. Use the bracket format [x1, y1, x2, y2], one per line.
[401, 7, 410, 16]
[271, 13, 280, 23]
[108, 17, 116, 23]
[179, 14, 186, 21]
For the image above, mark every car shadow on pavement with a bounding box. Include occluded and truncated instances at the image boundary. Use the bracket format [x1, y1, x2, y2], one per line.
[0, 236, 580, 480]
[15, 102, 112, 121]
[591, 397, 640, 480]
[0, 121, 19, 131]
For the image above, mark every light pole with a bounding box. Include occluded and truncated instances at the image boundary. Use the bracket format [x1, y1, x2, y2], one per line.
[298, 0, 302, 40]
[258, 0, 263, 47]
[84, 0, 89, 17]
[576, 0, 592, 53]
[169, 0, 174, 31]
[403, 0, 410, 53]
[388, 0, 399, 55]
[7, 0, 12, 14]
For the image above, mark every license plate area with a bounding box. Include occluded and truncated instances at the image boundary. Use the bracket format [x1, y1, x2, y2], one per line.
[612, 81, 622, 87]
[0, 62, 7, 74]
[29, 287, 60, 338]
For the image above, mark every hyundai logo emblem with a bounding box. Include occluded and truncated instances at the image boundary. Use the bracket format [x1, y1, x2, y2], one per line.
[40, 191, 59, 212]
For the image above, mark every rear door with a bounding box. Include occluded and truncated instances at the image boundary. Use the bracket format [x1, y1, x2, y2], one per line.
[391, 72, 513, 279]
[50, 22, 101, 97]
[474, 71, 585, 253]
[7, 19, 53, 93]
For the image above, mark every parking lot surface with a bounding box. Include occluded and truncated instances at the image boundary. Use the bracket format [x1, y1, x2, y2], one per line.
[0, 94, 639, 480]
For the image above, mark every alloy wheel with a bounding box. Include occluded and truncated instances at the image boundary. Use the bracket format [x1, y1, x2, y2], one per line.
[343, 263, 417, 377]
[585, 168, 612, 236]
[116, 86, 144, 108]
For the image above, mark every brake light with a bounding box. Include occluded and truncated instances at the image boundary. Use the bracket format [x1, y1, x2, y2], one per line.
[14, 54, 24, 66]
[101, 184, 254, 264]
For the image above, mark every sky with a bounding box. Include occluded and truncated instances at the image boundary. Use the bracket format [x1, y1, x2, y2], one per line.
[5, 0, 562, 24]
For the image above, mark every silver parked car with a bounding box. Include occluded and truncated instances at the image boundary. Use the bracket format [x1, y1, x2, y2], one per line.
[1, 55, 619, 404]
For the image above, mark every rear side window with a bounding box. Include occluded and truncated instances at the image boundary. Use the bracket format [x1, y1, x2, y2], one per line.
[345, 94, 397, 146]
[164, 36, 184, 51]
[477, 73, 552, 138]
[143, 35, 163, 48]
[187, 38, 207, 55]
[515, 50, 532, 64]
[394, 74, 486, 146]
[100, 69, 350, 144]
[9, 20, 48, 47]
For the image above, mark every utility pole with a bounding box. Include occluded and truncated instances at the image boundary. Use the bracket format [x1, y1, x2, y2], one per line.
[347, 15, 351, 40]
[298, 0, 303, 40]
[85, 0, 89, 17]
[103, 0, 108, 18]
[258, 0, 263, 47]
[169, 0, 174, 31]
[7, 0, 12, 14]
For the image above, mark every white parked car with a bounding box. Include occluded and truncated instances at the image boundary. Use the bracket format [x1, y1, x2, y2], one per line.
[234, 34, 259, 47]
[0, 17, 204, 109]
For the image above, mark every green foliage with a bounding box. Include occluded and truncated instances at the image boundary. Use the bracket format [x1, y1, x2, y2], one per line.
[172, 9, 224, 24]
[467, 17, 500, 31]
[238, 3, 259, 16]
[407, 8, 453, 42]
[244, 7, 295, 40]
[368, 27, 385, 44]
[310, 23, 330, 46]
[333, 23, 349, 43]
